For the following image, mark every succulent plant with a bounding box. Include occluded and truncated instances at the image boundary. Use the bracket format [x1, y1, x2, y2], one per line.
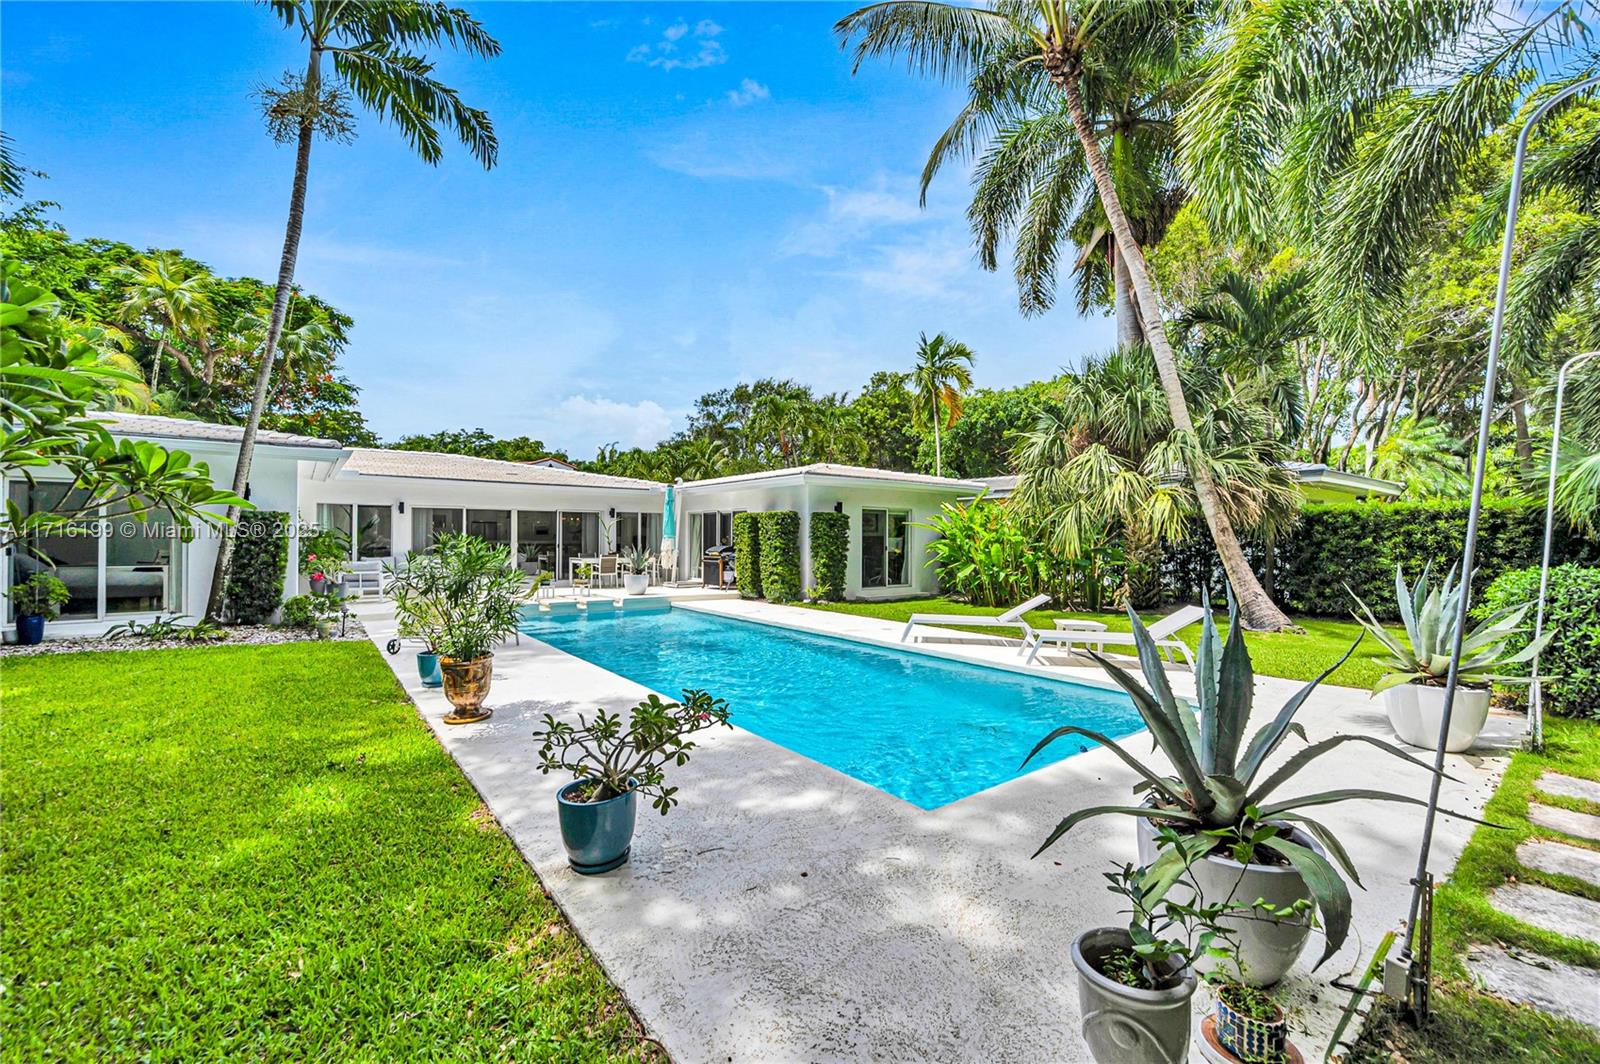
[1350, 565, 1551, 693]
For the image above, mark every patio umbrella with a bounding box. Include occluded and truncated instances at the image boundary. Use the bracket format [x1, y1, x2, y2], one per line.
[660, 484, 677, 579]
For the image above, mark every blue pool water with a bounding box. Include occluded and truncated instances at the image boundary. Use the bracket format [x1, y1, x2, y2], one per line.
[518, 605, 1145, 809]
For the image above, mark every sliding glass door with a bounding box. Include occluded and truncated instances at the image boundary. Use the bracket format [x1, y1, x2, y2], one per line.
[558, 512, 599, 577]
[516, 510, 557, 576]
[861, 508, 910, 589]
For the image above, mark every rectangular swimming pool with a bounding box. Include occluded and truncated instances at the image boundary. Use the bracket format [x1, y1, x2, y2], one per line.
[518, 604, 1146, 809]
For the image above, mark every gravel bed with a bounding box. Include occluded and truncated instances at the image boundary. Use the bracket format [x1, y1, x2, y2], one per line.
[0, 617, 368, 657]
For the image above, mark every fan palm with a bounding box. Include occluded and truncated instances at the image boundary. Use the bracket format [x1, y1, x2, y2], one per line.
[838, 0, 1295, 629]
[112, 252, 218, 392]
[910, 332, 976, 476]
[206, 0, 500, 620]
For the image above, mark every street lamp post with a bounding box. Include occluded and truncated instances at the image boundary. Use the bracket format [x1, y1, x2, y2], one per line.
[1528, 349, 1600, 750]
[1398, 73, 1600, 1019]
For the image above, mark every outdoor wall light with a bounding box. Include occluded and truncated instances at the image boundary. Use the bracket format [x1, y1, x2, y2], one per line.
[833, 501, 843, 513]
[398, 501, 405, 514]
[608, 507, 616, 518]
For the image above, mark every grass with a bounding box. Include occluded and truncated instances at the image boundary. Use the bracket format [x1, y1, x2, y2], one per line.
[1347, 715, 1600, 1062]
[1, 642, 661, 1061]
[801, 596, 1394, 689]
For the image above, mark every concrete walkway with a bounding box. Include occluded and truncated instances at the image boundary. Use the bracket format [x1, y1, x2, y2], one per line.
[355, 598, 1510, 1063]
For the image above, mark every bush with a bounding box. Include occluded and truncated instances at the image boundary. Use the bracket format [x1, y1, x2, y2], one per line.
[809, 512, 849, 601]
[1478, 565, 1600, 721]
[279, 594, 343, 637]
[732, 512, 762, 599]
[757, 511, 801, 603]
[224, 511, 288, 624]
[7, 572, 70, 619]
[299, 523, 350, 578]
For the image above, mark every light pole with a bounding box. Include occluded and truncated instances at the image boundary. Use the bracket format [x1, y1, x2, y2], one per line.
[1528, 349, 1600, 750]
[1399, 73, 1600, 1018]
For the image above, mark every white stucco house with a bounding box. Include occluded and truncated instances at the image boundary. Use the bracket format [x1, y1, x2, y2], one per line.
[4, 416, 987, 638]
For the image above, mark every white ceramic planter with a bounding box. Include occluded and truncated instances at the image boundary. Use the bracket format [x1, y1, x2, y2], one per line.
[1071, 927, 1196, 1064]
[622, 573, 649, 596]
[1136, 818, 1325, 986]
[1384, 682, 1490, 753]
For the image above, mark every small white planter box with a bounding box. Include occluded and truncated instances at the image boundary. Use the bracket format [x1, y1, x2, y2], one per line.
[1385, 682, 1490, 753]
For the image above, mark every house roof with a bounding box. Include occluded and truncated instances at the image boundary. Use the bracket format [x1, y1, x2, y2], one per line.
[339, 447, 663, 491]
[678, 463, 986, 491]
[96, 412, 343, 450]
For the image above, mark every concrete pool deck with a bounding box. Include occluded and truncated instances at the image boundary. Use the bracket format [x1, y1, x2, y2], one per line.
[355, 598, 1515, 1063]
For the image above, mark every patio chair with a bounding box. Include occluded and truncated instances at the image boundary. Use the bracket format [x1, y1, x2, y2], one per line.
[899, 593, 1053, 645]
[1022, 604, 1209, 668]
[597, 554, 620, 589]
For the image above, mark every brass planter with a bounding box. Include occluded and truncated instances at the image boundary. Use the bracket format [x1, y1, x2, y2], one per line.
[439, 655, 494, 725]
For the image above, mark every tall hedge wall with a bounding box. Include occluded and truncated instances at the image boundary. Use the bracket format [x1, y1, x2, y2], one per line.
[1161, 500, 1599, 620]
[809, 512, 849, 601]
[224, 510, 289, 624]
[732, 512, 763, 599]
[757, 511, 802, 603]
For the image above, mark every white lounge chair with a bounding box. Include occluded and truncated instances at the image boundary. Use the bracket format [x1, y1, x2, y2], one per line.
[900, 593, 1053, 645]
[1023, 604, 1209, 668]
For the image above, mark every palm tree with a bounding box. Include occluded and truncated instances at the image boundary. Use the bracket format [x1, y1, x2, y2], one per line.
[112, 252, 218, 392]
[749, 394, 814, 466]
[839, 0, 1295, 629]
[1180, 268, 1314, 444]
[678, 436, 731, 480]
[810, 394, 870, 463]
[71, 322, 153, 412]
[910, 332, 975, 476]
[205, 0, 500, 620]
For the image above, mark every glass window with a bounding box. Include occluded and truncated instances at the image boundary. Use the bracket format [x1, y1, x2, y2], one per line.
[559, 511, 599, 576]
[641, 513, 662, 552]
[316, 504, 353, 557]
[887, 512, 909, 587]
[617, 513, 640, 551]
[861, 509, 910, 589]
[9, 482, 98, 618]
[516, 510, 557, 575]
[411, 507, 462, 552]
[861, 509, 886, 589]
[355, 505, 392, 560]
[104, 498, 176, 615]
[466, 509, 511, 551]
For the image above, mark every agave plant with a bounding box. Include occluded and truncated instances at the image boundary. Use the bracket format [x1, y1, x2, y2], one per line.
[1024, 594, 1476, 966]
[619, 545, 656, 574]
[1350, 565, 1551, 693]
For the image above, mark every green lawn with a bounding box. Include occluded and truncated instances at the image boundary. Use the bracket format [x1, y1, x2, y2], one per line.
[1, 642, 659, 1061]
[802, 597, 1393, 689]
[1348, 715, 1600, 1062]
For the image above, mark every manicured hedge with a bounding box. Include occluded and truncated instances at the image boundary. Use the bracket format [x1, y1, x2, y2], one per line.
[732, 512, 762, 599]
[1160, 500, 1599, 619]
[809, 512, 850, 601]
[224, 511, 289, 624]
[1478, 565, 1600, 721]
[757, 511, 801, 603]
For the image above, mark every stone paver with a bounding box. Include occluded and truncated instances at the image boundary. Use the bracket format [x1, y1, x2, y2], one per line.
[1537, 772, 1600, 806]
[1488, 881, 1600, 941]
[1529, 803, 1600, 842]
[1519, 839, 1600, 890]
[1466, 945, 1600, 1031]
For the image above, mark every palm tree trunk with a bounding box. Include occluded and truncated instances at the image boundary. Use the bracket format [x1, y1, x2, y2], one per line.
[932, 394, 943, 476]
[204, 53, 319, 621]
[1057, 68, 1292, 630]
[1112, 248, 1142, 347]
[1510, 384, 1533, 465]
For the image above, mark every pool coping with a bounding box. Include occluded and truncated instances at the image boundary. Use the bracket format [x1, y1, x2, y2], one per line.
[355, 597, 1516, 1064]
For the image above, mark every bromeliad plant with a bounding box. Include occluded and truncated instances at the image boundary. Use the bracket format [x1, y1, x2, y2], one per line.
[533, 690, 732, 813]
[1350, 565, 1550, 692]
[1024, 593, 1474, 966]
[384, 533, 528, 661]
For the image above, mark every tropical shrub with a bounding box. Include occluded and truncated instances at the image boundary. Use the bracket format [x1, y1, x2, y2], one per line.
[732, 512, 762, 599]
[103, 614, 226, 642]
[922, 501, 1054, 607]
[1350, 566, 1548, 692]
[757, 511, 801, 603]
[1479, 565, 1600, 720]
[1026, 593, 1475, 967]
[385, 533, 529, 661]
[532, 689, 732, 813]
[278, 593, 344, 637]
[224, 511, 288, 624]
[809, 512, 849, 601]
[7, 572, 70, 620]
[299, 523, 350, 579]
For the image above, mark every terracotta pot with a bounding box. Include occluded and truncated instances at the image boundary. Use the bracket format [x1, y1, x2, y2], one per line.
[439, 654, 493, 725]
[1385, 682, 1490, 753]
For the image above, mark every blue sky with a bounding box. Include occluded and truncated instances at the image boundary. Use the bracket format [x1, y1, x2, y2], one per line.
[2, 1, 1115, 455]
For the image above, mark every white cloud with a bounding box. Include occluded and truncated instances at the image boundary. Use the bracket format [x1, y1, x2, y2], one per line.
[725, 78, 770, 107]
[549, 395, 676, 452]
[628, 19, 726, 71]
[834, 231, 978, 300]
[779, 174, 929, 257]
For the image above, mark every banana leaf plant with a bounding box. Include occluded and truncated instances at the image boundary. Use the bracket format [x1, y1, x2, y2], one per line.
[1349, 564, 1551, 693]
[1023, 593, 1490, 967]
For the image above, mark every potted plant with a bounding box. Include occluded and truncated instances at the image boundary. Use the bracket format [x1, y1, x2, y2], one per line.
[1201, 977, 1293, 1064]
[8, 572, 70, 645]
[1350, 565, 1549, 753]
[384, 533, 529, 724]
[1026, 591, 1487, 986]
[619, 546, 654, 596]
[533, 689, 731, 874]
[299, 524, 350, 596]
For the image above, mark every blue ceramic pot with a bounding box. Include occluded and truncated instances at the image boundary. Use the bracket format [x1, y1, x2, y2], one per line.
[416, 652, 443, 687]
[556, 779, 638, 874]
[1215, 991, 1287, 1062]
[15, 614, 44, 646]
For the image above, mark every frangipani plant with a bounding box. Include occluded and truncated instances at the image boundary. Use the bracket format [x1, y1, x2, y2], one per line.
[1350, 565, 1550, 693]
[1024, 592, 1483, 966]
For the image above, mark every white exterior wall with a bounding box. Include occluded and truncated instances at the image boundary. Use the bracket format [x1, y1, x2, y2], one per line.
[673, 476, 965, 599]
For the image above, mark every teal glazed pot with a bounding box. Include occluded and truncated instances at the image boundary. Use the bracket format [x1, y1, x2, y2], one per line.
[416, 652, 443, 687]
[556, 779, 638, 875]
